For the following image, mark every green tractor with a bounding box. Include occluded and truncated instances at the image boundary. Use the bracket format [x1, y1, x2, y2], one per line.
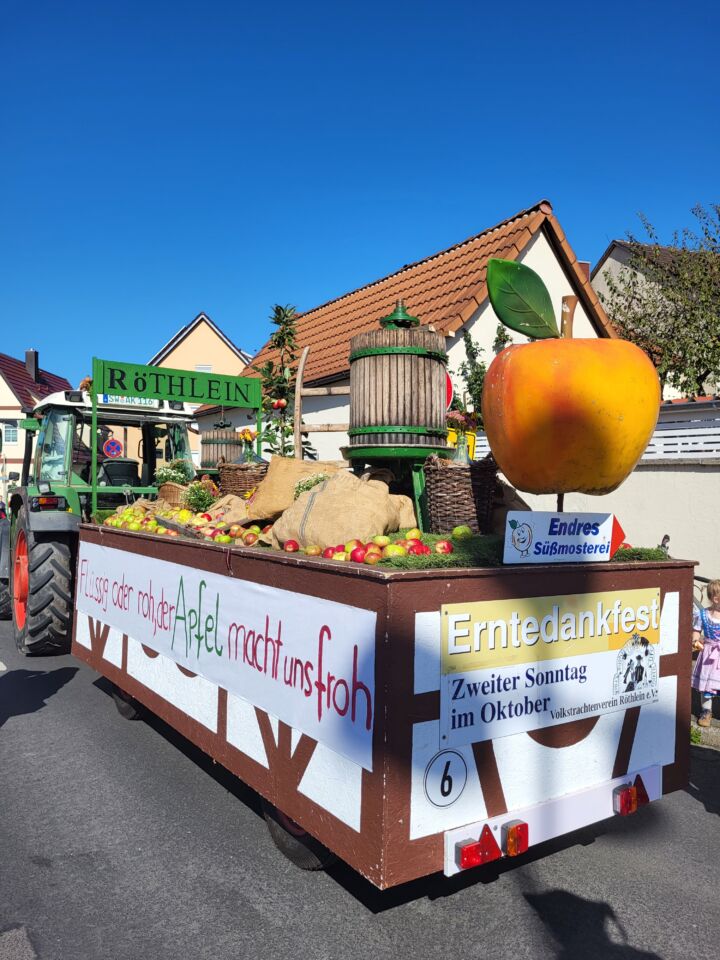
[0, 388, 196, 655]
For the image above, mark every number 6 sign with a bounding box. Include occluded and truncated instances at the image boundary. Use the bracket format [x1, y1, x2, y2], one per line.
[423, 750, 468, 807]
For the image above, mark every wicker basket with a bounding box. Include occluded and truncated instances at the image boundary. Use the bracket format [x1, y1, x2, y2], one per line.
[423, 454, 497, 534]
[158, 482, 187, 507]
[218, 460, 269, 497]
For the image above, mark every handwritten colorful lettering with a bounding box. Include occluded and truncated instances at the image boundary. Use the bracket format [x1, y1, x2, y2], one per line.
[76, 542, 377, 770]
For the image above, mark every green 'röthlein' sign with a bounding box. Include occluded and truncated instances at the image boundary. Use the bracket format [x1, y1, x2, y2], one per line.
[91, 358, 262, 408]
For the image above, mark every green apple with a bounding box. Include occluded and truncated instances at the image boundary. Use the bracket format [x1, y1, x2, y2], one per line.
[451, 525, 473, 540]
[382, 544, 407, 558]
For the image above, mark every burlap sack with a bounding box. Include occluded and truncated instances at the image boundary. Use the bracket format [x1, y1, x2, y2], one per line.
[246, 456, 343, 521]
[391, 494, 417, 530]
[271, 472, 416, 548]
[208, 494, 249, 525]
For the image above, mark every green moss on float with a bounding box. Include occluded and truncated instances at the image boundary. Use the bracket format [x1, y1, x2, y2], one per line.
[378, 533, 504, 570]
[377, 534, 671, 570]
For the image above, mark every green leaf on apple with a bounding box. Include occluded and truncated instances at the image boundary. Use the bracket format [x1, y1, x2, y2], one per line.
[486, 258, 560, 339]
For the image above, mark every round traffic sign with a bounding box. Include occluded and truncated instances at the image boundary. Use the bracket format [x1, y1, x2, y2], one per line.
[103, 438, 123, 459]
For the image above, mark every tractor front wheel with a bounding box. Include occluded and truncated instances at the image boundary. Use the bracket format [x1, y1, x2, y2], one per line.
[11, 509, 74, 656]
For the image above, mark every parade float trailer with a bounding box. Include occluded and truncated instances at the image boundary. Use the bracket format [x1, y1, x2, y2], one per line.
[7, 260, 689, 889]
[73, 523, 691, 889]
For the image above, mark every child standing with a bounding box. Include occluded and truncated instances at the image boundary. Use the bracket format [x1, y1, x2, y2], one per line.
[692, 579, 720, 727]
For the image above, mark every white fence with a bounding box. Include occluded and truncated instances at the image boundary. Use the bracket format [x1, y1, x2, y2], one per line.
[642, 425, 720, 461]
[473, 418, 720, 464]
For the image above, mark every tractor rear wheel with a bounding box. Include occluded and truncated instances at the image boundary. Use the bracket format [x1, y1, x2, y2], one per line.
[11, 509, 74, 656]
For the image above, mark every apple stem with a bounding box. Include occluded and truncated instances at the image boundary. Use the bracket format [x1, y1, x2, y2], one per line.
[561, 296, 578, 338]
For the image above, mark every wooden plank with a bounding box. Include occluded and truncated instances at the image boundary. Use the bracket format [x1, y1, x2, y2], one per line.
[300, 386, 351, 396]
[299, 423, 350, 433]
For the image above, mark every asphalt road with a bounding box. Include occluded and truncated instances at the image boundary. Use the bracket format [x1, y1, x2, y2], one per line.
[0, 620, 718, 960]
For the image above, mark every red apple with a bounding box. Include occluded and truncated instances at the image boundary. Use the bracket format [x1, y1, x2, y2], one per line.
[350, 546, 367, 563]
[435, 540, 454, 554]
[322, 547, 335, 559]
[262, 524, 273, 534]
[345, 538, 363, 553]
[364, 551, 382, 565]
[229, 524, 243, 538]
[284, 540, 300, 552]
[243, 532, 258, 546]
[201, 513, 212, 522]
[408, 543, 425, 556]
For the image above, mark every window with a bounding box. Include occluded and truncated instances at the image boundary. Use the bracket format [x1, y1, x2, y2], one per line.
[3, 421, 18, 444]
[37, 411, 73, 482]
[195, 364, 212, 373]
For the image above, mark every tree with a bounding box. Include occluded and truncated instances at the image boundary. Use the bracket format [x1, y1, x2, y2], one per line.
[252, 304, 316, 459]
[451, 330, 487, 429]
[598, 205, 720, 397]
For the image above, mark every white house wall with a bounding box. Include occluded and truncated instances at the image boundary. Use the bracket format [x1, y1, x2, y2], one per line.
[301, 384, 351, 461]
[520, 465, 717, 579]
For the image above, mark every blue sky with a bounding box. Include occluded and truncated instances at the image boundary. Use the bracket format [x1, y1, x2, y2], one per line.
[1, 0, 718, 386]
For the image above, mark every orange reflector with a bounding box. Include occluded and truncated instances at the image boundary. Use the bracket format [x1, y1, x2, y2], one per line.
[503, 820, 529, 857]
[457, 824, 502, 870]
[613, 783, 638, 816]
[633, 774, 650, 807]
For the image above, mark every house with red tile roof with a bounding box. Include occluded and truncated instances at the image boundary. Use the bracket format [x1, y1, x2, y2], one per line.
[0, 350, 71, 499]
[242, 200, 612, 460]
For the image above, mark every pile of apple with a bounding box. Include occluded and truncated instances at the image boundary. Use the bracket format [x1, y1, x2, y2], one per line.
[103, 506, 181, 537]
[190, 517, 273, 545]
[281, 527, 455, 564]
[103, 505, 274, 546]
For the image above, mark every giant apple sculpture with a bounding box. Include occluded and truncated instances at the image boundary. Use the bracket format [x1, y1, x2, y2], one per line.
[482, 259, 660, 495]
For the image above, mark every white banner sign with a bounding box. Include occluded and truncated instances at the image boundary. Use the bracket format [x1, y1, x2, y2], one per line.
[440, 588, 660, 746]
[503, 511, 625, 565]
[75, 541, 377, 770]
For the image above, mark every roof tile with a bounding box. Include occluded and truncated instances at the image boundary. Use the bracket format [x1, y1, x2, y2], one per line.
[250, 200, 609, 382]
[0, 353, 72, 412]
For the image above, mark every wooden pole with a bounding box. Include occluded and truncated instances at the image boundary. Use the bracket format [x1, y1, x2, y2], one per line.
[294, 347, 310, 458]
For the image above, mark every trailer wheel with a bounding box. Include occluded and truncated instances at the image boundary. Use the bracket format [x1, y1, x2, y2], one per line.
[111, 684, 145, 721]
[11, 509, 74, 656]
[0, 580, 10, 620]
[262, 801, 337, 871]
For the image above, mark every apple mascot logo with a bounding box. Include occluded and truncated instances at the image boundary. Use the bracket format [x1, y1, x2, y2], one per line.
[509, 518, 533, 557]
[483, 259, 660, 495]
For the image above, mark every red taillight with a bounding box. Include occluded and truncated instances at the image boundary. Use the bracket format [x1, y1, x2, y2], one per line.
[634, 774, 650, 807]
[613, 783, 638, 816]
[503, 820, 529, 857]
[457, 824, 502, 870]
[31, 496, 66, 511]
